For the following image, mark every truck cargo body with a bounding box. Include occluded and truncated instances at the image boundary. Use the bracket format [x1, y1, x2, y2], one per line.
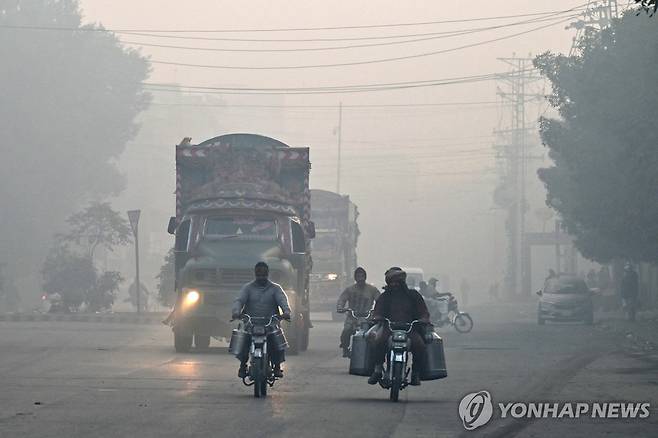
[168, 134, 313, 353]
[309, 189, 359, 313]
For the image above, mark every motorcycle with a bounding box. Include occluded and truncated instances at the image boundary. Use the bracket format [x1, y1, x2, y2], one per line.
[337, 308, 373, 358]
[430, 294, 473, 333]
[379, 318, 422, 402]
[231, 314, 287, 398]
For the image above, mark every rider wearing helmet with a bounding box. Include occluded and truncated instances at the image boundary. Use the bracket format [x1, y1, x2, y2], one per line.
[367, 267, 431, 386]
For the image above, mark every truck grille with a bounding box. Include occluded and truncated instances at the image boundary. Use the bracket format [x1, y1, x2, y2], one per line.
[219, 269, 253, 287]
[191, 268, 282, 288]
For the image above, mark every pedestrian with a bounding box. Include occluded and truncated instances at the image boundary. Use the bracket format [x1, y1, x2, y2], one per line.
[620, 263, 639, 321]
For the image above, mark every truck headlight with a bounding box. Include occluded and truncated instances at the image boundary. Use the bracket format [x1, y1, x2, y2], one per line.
[183, 290, 200, 306]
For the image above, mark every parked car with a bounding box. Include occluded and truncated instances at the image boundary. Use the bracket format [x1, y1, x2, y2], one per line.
[537, 275, 595, 325]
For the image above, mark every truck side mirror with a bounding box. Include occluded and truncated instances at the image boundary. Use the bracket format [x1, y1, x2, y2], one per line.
[536, 290, 543, 296]
[307, 221, 316, 239]
[167, 216, 177, 235]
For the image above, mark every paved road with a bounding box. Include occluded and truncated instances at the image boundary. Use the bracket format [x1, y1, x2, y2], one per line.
[0, 304, 656, 437]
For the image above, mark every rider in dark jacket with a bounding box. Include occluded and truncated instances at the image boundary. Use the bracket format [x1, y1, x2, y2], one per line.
[232, 262, 291, 378]
[368, 267, 430, 386]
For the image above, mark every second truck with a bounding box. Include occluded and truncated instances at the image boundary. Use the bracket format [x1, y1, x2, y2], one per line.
[309, 189, 360, 319]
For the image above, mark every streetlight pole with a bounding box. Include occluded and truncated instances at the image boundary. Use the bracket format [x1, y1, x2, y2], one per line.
[127, 210, 141, 314]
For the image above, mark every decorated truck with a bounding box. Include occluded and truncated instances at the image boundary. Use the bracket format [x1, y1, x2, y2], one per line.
[309, 189, 359, 318]
[166, 134, 314, 354]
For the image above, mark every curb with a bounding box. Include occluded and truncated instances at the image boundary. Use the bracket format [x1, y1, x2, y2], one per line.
[0, 312, 168, 325]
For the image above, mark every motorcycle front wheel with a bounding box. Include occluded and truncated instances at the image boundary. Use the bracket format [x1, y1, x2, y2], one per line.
[252, 358, 266, 398]
[454, 313, 474, 333]
[389, 362, 403, 402]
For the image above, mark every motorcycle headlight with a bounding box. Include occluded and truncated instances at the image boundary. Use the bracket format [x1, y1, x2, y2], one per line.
[326, 273, 339, 281]
[183, 290, 200, 306]
[392, 332, 407, 342]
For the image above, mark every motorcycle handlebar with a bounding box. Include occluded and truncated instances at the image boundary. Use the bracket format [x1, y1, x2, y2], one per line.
[339, 308, 372, 319]
[383, 318, 422, 333]
[232, 314, 281, 326]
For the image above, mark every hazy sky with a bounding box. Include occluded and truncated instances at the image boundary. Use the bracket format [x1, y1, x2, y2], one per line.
[79, 0, 600, 294]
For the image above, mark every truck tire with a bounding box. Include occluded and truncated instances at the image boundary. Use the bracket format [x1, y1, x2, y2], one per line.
[300, 324, 310, 351]
[174, 333, 192, 353]
[287, 324, 299, 355]
[194, 334, 211, 350]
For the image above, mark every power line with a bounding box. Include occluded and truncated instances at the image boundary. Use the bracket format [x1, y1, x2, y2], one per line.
[0, 4, 588, 34]
[146, 16, 576, 70]
[141, 70, 534, 95]
[148, 100, 500, 108]
[118, 13, 579, 53]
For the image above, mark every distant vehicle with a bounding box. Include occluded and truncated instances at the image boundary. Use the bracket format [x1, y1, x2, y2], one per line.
[309, 189, 359, 318]
[537, 275, 595, 325]
[401, 267, 424, 291]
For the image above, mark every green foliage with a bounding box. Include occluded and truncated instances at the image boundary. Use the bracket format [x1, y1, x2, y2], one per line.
[42, 244, 96, 308]
[0, 1, 149, 287]
[535, 13, 658, 263]
[63, 202, 132, 258]
[87, 270, 123, 312]
[156, 248, 176, 307]
[634, 0, 657, 15]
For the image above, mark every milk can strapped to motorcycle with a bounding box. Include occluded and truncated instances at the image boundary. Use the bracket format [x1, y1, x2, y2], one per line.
[422, 328, 448, 380]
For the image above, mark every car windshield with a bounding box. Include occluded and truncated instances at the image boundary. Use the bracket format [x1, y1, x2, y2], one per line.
[545, 277, 589, 295]
[205, 217, 276, 240]
[406, 273, 423, 289]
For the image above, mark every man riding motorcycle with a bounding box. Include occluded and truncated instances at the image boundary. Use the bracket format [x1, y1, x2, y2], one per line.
[336, 267, 380, 357]
[232, 262, 291, 379]
[367, 267, 431, 386]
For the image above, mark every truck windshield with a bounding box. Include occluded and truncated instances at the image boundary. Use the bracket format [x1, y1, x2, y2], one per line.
[205, 217, 276, 240]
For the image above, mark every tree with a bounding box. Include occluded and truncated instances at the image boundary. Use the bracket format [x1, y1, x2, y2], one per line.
[534, 12, 658, 263]
[87, 270, 123, 312]
[42, 245, 96, 308]
[634, 1, 657, 15]
[156, 248, 176, 307]
[63, 202, 132, 258]
[0, 1, 149, 299]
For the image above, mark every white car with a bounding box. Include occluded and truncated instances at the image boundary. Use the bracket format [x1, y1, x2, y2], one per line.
[401, 267, 424, 291]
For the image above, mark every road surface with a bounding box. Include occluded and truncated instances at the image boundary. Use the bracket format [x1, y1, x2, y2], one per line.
[0, 303, 656, 437]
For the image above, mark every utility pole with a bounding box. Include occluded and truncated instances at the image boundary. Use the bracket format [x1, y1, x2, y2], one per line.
[127, 210, 141, 314]
[568, 0, 619, 56]
[494, 56, 542, 298]
[336, 101, 343, 194]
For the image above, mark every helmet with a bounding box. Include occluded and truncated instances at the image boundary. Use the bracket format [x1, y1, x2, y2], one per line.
[385, 267, 406, 285]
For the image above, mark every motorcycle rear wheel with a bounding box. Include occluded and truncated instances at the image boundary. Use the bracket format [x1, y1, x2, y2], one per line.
[454, 313, 474, 333]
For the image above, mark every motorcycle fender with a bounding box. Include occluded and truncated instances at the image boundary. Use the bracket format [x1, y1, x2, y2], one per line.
[394, 353, 404, 362]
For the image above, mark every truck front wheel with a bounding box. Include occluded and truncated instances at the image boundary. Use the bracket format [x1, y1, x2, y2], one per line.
[174, 332, 192, 353]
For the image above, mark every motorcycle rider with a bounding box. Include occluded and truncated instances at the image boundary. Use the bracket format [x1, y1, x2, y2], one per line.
[368, 267, 431, 386]
[336, 267, 380, 357]
[232, 262, 291, 379]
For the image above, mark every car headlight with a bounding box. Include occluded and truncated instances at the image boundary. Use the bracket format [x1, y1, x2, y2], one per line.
[183, 290, 200, 306]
